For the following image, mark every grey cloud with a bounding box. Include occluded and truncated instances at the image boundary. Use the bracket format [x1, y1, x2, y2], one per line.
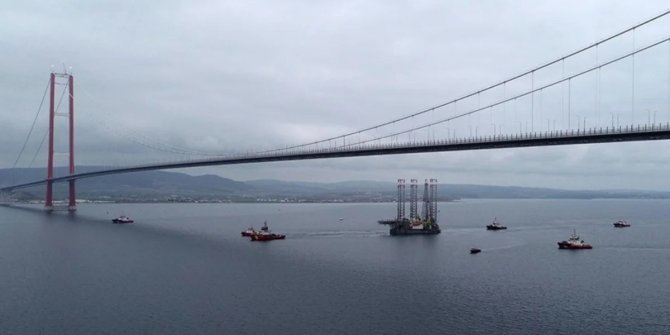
[2, 0, 669, 189]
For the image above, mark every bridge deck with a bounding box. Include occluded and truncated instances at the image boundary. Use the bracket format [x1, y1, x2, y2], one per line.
[3, 124, 669, 192]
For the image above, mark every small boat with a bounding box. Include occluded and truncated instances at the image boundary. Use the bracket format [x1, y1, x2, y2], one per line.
[112, 215, 134, 224]
[470, 248, 482, 254]
[241, 227, 256, 237]
[557, 230, 592, 250]
[486, 217, 507, 230]
[250, 221, 285, 241]
[613, 220, 631, 228]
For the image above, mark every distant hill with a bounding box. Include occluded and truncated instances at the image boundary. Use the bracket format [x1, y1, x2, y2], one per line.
[2, 167, 670, 202]
[1, 167, 249, 201]
[246, 179, 391, 195]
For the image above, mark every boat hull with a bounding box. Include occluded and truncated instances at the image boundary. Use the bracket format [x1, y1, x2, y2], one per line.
[486, 226, 507, 230]
[112, 219, 133, 224]
[557, 241, 592, 249]
[470, 248, 481, 254]
[250, 234, 286, 241]
[389, 226, 440, 235]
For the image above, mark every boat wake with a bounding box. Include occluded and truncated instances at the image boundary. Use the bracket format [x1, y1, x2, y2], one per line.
[289, 230, 386, 239]
[476, 242, 527, 252]
[597, 245, 670, 252]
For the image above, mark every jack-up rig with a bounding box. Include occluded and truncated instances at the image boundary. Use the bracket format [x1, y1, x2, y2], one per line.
[378, 179, 441, 235]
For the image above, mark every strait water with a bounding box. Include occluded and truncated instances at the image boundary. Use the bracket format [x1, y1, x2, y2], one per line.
[1, 200, 669, 334]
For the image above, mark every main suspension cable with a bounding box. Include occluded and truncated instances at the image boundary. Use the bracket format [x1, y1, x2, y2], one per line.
[28, 81, 69, 168]
[261, 9, 670, 154]
[337, 37, 670, 148]
[12, 79, 50, 168]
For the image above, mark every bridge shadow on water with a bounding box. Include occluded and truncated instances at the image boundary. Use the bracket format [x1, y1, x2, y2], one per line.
[0, 203, 254, 256]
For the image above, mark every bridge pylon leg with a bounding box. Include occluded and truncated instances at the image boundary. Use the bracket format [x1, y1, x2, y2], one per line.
[45, 73, 55, 211]
[68, 180, 76, 211]
[67, 74, 76, 211]
[45, 180, 53, 210]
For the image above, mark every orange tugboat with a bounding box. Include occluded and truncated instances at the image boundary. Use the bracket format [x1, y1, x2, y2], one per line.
[250, 221, 285, 241]
[557, 230, 592, 250]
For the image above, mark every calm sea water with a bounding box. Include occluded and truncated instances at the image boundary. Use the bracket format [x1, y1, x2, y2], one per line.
[1, 200, 669, 334]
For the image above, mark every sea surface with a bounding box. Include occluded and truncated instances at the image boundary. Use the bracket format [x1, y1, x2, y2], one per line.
[1, 199, 669, 334]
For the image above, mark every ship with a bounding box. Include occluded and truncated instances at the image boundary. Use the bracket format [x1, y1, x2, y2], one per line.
[250, 231, 286, 241]
[613, 220, 631, 228]
[486, 217, 507, 230]
[249, 221, 286, 241]
[470, 248, 482, 254]
[112, 215, 134, 224]
[557, 230, 592, 250]
[379, 179, 441, 235]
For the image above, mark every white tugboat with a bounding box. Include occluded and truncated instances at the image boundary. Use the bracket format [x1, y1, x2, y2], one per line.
[486, 217, 507, 230]
[112, 215, 134, 224]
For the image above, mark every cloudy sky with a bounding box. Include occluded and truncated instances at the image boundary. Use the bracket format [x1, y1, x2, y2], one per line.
[2, 0, 670, 190]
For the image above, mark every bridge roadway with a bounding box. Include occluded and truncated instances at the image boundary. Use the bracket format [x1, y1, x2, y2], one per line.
[3, 124, 670, 192]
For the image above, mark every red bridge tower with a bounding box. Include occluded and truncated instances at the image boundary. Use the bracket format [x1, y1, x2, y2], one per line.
[45, 72, 76, 211]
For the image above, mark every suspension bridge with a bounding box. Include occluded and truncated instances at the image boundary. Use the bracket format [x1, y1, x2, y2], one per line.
[2, 10, 669, 210]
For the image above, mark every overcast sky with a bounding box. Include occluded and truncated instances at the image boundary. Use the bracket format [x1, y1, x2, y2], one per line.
[2, 1, 670, 190]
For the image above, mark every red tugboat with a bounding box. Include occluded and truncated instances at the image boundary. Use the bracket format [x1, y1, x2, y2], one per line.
[241, 226, 257, 237]
[557, 230, 592, 250]
[112, 215, 134, 224]
[613, 220, 631, 228]
[250, 221, 286, 241]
